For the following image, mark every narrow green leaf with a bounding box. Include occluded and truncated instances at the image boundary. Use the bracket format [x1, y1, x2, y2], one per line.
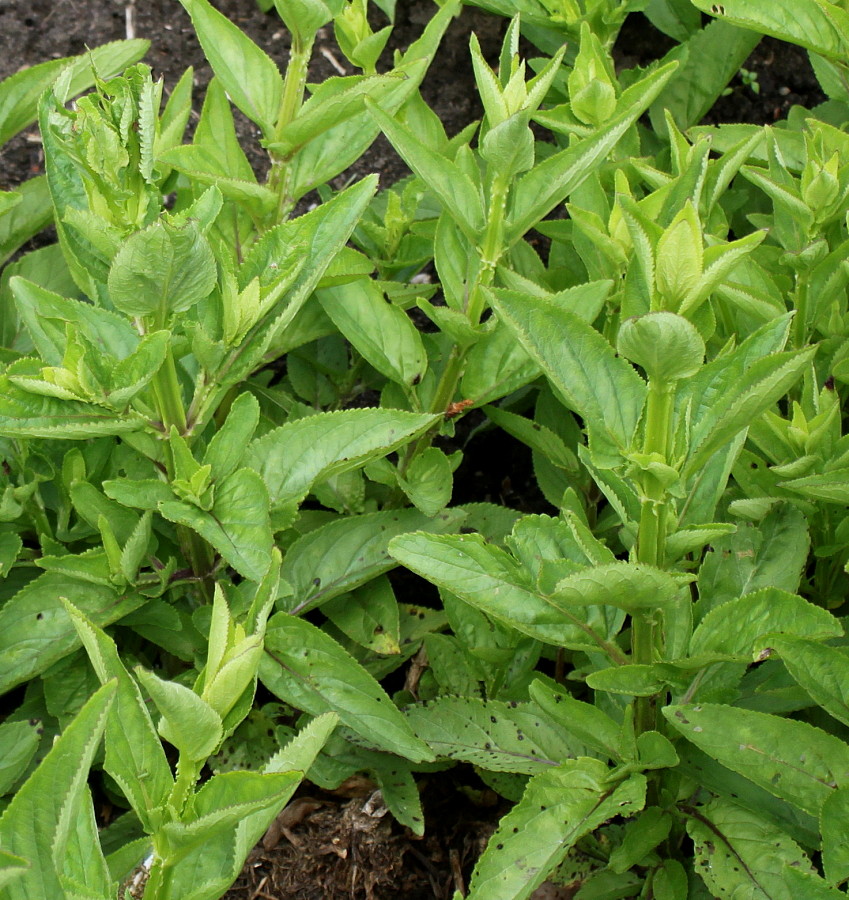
[323, 576, 400, 655]
[135, 667, 222, 761]
[62, 602, 173, 831]
[202, 392, 261, 481]
[507, 62, 677, 243]
[466, 761, 646, 900]
[62, 783, 114, 898]
[177, 0, 283, 134]
[261, 614, 434, 762]
[529, 679, 620, 759]
[664, 703, 849, 815]
[488, 289, 646, 453]
[0, 176, 52, 266]
[0, 681, 115, 900]
[821, 787, 849, 885]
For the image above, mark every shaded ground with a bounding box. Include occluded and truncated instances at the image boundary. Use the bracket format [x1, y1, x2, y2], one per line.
[0, 2, 827, 898]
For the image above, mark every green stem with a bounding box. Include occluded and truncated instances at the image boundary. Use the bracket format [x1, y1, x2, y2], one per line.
[633, 380, 675, 737]
[267, 33, 313, 222]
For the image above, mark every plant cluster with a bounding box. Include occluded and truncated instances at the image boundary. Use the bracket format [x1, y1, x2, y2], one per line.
[1, 1, 849, 898]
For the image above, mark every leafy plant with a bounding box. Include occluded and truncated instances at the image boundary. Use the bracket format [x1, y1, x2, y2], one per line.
[2, 1, 849, 899]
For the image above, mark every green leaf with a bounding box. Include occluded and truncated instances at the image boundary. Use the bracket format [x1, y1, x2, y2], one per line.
[691, 0, 849, 60]
[0, 720, 40, 796]
[323, 575, 400, 655]
[135, 667, 223, 761]
[0, 573, 143, 694]
[784, 467, 849, 503]
[159, 467, 272, 582]
[246, 408, 437, 510]
[685, 345, 817, 477]
[407, 695, 587, 771]
[0, 39, 149, 146]
[177, 0, 283, 135]
[609, 807, 673, 873]
[0, 681, 115, 900]
[687, 798, 812, 900]
[768, 636, 849, 730]
[108, 220, 217, 319]
[62, 783, 114, 898]
[617, 311, 704, 383]
[367, 101, 485, 241]
[0, 374, 146, 439]
[553, 562, 685, 612]
[281, 508, 465, 614]
[62, 602, 173, 831]
[317, 279, 426, 386]
[465, 761, 646, 900]
[507, 62, 676, 244]
[664, 703, 849, 815]
[821, 787, 849, 885]
[690, 589, 842, 659]
[529, 679, 620, 760]
[0, 850, 29, 890]
[389, 532, 620, 655]
[202, 392, 261, 482]
[0, 176, 52, 266]
[261, 613, 434, 762]
[398, 447, 453, 516]
[487, 289, 646, 454]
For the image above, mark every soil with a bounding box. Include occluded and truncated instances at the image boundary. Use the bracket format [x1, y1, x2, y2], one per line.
[0, 2, 828, 898]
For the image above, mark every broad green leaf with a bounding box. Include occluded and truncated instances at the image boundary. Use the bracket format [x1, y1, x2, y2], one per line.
[0, 177, 53, 266]
[821, 787, 849, 885]
[782, 866, 847, 899]
[617, 311, 704, 383]
[108, 221, 217, 319]
[553, 562, 685, 612]
[372, 762, 424, 835]
[690, 589, 842, 659]
[687, 798, 813, 900]
[0, 720, 40, 795]
[317, 279, 426, 386]
[466, 761, 646, 900]
[508, 62, 676, 243]
[609, 807, 673, 873]
[177, 0, 283, 134]
[487, 289, 646, 453]
[696, 505, 810, 614]
[649, 20, 760, 131]
[398, 447, 453, 516]
[213, 176, 377, 396]
[135, 667, 223, 761]
[0, 573, 143, 694]
[323, 576, 400, 655]
[404, 696, 585, 772]
[0, 39, 149, 146]
[159, 467, 272, 582]
[529, 679, 620, 760]
[281, 508, 465, 614]
[0, 375, 146, 438]
[246, 408, 437, 510]
[261, 614, 434, 762]
[664, 703, 849, 815]
[389, 532, 620, 654]
[10, 277, 138, 367]
[63, 602, 173, 830]
[769, 636, 849, 729]
[691, 0, 849, 60]
[0, 681, 115, 900]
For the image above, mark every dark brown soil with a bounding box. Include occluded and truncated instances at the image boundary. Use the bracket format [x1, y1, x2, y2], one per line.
[0, 2, 828, 898]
